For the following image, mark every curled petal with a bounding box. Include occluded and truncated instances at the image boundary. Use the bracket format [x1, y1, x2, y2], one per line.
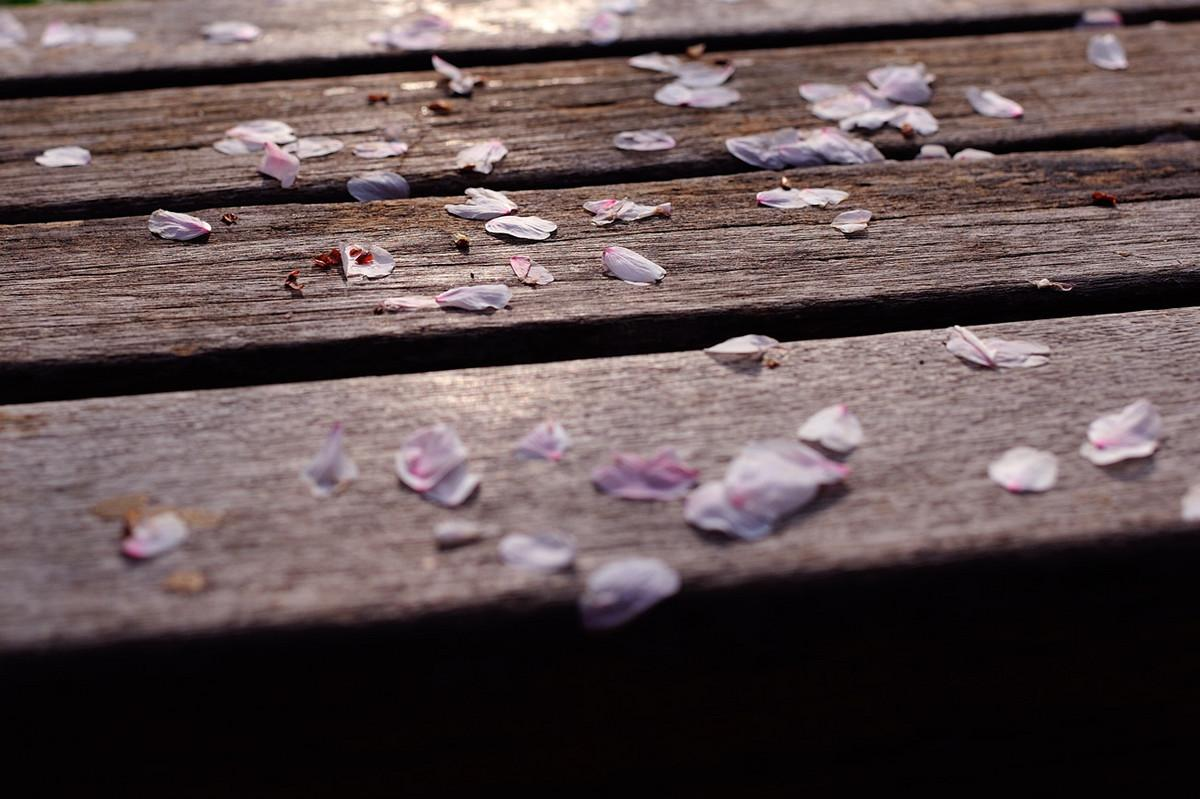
[435, 284, 512, 311]
[395, 423, 468, 493]
[347, 172, 410, 202]
[601, 245, 666, 285]
[798, 404, 863, 453]
[456, 139, 508, 174]
[580, 557, 681, 630]
[225, 119, 296, 146]
[587, 10, 621, 45]
[340, 243, 395, 280]
[290, 136, 344, 159]
[148, 209, 211, 241]
[945, 325, 1049, 369]
[584, 197, 670, 226]
[510, 255, 554, 286]
[966, 87, 1024, 118]
[683, 481, 774, 541]
[202, 21, 262, 43]
[35, 145, 91, 167]
[353, 140, 409, 159]
[613, 129, 677, 151]
[988, 447, 1058, 493]
[376, 296, 439, 312]
[704, 334, 780, 363]
[867, 63, 934, 104]
[301, 422, 359, 498]
[516, 420, 571, 461]
[725, 127, 799, 170]
[1080, 399, 1162, 465]
[423, 462, 480, 507]
[445, 187, 518, 220]
[431, 54, 479, 95]
[1182, 484, 1200, 523]
[258, 141, 300, 188]
[122, 512, 189, 559]
[484, 215, 557, 241]
[723, 440, 848, 521]
[499, 532, 576, 574]
[592, 448, 700, 501]
[831, 208, 871, 234]
[435, 520, 498, 550]
[917, 144, 951, 160]
[953, 147, 996, 161]
[654, 82, 740, 108]
[1087, 33, 1128, 70]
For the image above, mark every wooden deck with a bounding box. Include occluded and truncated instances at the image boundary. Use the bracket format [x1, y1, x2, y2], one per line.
[3, 0, 1200, 791]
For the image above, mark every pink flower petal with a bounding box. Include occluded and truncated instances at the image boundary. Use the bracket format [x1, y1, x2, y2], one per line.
[445, 187, 518, 220]
[258, 141, 300, 188]
[225, 119, 296, 146]
[988, 447, 1058, 493]
[917, 144, 951, 159]
[684, 481, 774, 541]
[799, 82, 850, 102]
[811, 91, 877, 122]
[723, 440, 848, 522]
[966, 87, 1024, 118]
[601, 245, 666, 285]
[35, 145, 90, 167]
[592, 448, 699, 501]
[435, 284, 512, 311]
[340, 243, 395, 280]
[945, 325, 1049, 369]
[122, 511, 189, 560]
[395, 423, 469, 493]
[704, 334, 780, 363]
[499, 532, 576, 573]
[456, 139, 508, 174]
[756, 187, 848, 209]
[288, 136, 344, 159]
[788, 127, 885, 166]
[580, 557, 681, 630]
[435, 520, 498, 550]
[654, 82, 740, 108]
[516, 420, 571, 461]
[586, 10, 621, 45]
[42, 21, 136, 48]
[202, 21, 261, 44]
[368, 15, 449, 50]
[301, 422, 358, 498]
[510, 255, 555, 286]
[423, 462, 480, 507]
[148, 209, 211, 241]
[584, 198, 670, 226]
[353, 141, 409, 159]
[484, 215, 557, 241]
[725, 128, 800, 170]
[798, 404, 863, 453]
[628, 52, 682, 73]
[1087, 33, 1128, 70]
[347, 172, 410, 202]
[1080, 399, 1162, 465]
[672, 61, 735, 88]
[953, 147, 996, 161]
[866, 63, 934, 105]
[613, 129, 677, 151]
[376, 296, 440, 312]
[831, 209, 871, 234]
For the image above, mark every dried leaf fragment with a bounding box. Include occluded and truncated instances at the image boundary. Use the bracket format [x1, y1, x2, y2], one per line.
[580, 557, 681, 630]
[221, 212, 238, 225]
[1092, 191, 1118, 207]
[163, 570, 208, 594]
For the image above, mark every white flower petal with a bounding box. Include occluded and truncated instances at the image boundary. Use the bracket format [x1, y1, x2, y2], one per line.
[673, 61, 735, 88]
[812, 91, 877, 122]
[917, 144, 951, 159]
[423, 462, 480, 507]
[148, 209, 212, 241]
[35, 145, 91, 167]
[792, 127, 885, 166]
[301, 422, 358, 498]
[213, 138, 258, 155]
[258, 141, 300, 188]
[580, 557, 681, 630]
[654, 82, 740, 108]
[202, 21, 261, 44]
[867, 63, 934, 105]
[966, 87, 1024, 118]
[225, 119, 295, 146]
[953, 147, 996, 161]
[988, 447, 1058, 493]
[799, 82, 849, 102]
[0, 11, 28, 49]
[1087, 33, 1128, 70]
[601, 245, 666, 285]
[353, 140, 409, 159]
[456, 139, 508, 174]
[592, 448, 699, 501]
[435, 284, 512, 311]
[376, 296, 439, 312]
[683, 480, 774, 541]
[516, 420, 571, 461]
[445, 187, 518, 220]
[395, 424, 468, 493]
[499, 532, 576, 574]
[484, 215, 557, 241]
[888, 105, 939, 135]
[510, 255, 554, 286]
[584, 197, 669, 226]
[340, 243, 395, 280]
[1182, 484, 1200, 523]
[831, 208, 871, 234]
[290, 136, 344, 159]
[435, 520, 498, 550]
[367, 15, 449, 50]
[628, 52, 682, 73]
[1079, 399, 1162, 465]
[122, 512, 189, 560]
[944, 325, 1049, 369]
[704, 334, 780, 362]
[1078, 8, 1123, 28]
[798, 404, 863, 453]
[725, 127, 799, 170]
[42, 21, 136, 48]
[613, 129, 677, 151]
[723, 440, 848, 522]
[347, 172, 410, 202]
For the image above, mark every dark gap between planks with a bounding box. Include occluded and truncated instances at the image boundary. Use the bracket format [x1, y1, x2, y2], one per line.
[5, 7, 1200, 100]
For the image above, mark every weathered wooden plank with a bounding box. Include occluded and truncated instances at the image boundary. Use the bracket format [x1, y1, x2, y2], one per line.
[1, 143, 1197, 403]
[0, 307, 1196, 654]
[3, 23, 1199, 222]
[3, 0, 1199, 95]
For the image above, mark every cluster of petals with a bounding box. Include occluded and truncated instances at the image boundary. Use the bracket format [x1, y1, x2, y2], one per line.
[1079, 399, 1162, 466]
[592, 448, 699, 501]
[214, 119, 296, 155]
[801, 64, 937, 134]
[41, 20, 135, 48]
[945, 325, 1049, 369]
[798, 404, 863, 453]
[726, 127, 884, 171]
[685, 439, 850, 541]
[756, 186, 848, 209]
[601, 246, 666, 285]
[499, 532, 576, 573]
[988, 447, 1058, 493]
[301, 423, 359, 498]
[580, 557, 680, 630]
[35, 145, 91, 167]
[148, 209, 212, 241]
[654, 82, 740, 108]
[368, 15, 449, 50]
[445, 187, 518, 220]
[122, 511, 189, 560]
[516, 420, 571, 461]
[395, 424, 480, 506]
[457, 139, 508, 174]
[966, 87, 1024, 118]
[630, 51, 736, 88]
[583, 197, 671, 226]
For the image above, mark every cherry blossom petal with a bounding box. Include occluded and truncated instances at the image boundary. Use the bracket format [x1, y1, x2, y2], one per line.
[340, 243, 395, 280]
[684, 481, 775, 541]
[601, 245, 666, 285]
[756, 187, 848, 209]
[484, 215, 557, 241]
[628, 52, 682, 73]
[613, 129, 677, 151]
[723, 440, 848, 522]
[347, 172, 410, 202]
[812, 91, 877, 121]
[423, 462, 481, 507]
[790, 127, 885, 166]
[888, 105, 939, 135]
[510, 255, 554, 286]
[945, 325, 1050, 369]
[1182, 484, 1200, 523]
[290, 136, 344, 159]
[396, 423, 469, 493]
[225, 119, 295, 146]
[592, 448, 699, 501]
[301, 422, 359, 498]
[966, 87, 1024, 118]
[148, 209, 212, 241]
[580, 557, 681, 630]
[353, 140, 409, 159]
[799, 188, 850, 207]
[1079, 399, 1162, 465]
[602, 0, 640, 13]
[654, 82, 740, 108]
[122, 512, 189, 560]
[35, 145, 91, 167]
[435, 520, 499, 550]
[213, 138, 257, 155]
[799, 82, 850, 102]
[1030, 278, 1074, 291]
[837, 108, 896, 132]
[831, 208, 871, 234]
[499, 532, 576, 574]
[673, 61, 735, 88]
[1087, 33, 1128, 70]
[0, 11, 28, 49]
[376, 296, 439, 312]
[516, 420, 571, 461]
[42, 21, 136, 48]
[704, 334, 780, 363]
[798, 404, 863, 453]
[584, 198, 670, 226]
[258, 141, 300, 188]
[988, 447, 1058, 493]
[917, 144, 951, 159]
[435, 284, 512, 311]
[431, 54, 480, 95]
[1078, 8, 1123, 28]
[725, 127, 800, 170]
[867, 63, 934, 105]
[456, 139, 508, 174]
[202, 21, 262, 43]
[586, 10, 621, 45]
[445, 187, 518, 220]
[367, 15, 449, 50]
[953, 147, 996, 161]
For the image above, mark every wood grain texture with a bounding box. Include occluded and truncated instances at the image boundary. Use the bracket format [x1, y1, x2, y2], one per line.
[3, 0, 1199, 94]
[3, 22, 1199, 222]
[0, 307, 1197, 654]
[2, 143, 1198, 403]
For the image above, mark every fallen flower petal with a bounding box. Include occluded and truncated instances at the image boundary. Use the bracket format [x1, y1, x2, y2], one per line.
[435, 520, 498, 550]
[613, 129, 677, 151]
[1079, 399, 1162, 465]
[725, 127, 800, 170]
[684, 481, 774, 541]
[510, 255, 555, 286]
[628, 52, 683, 73]
[1088, 33, 1128, 69]
[798, 404, 863, 453]
[798, 188, 850, 207]
[435, 284, 512, 311]
[290, 136, 344, 159]
[580, 557, 681, 630]
[592, 449, 699, 501]
[42, 21, 136, 48]
[376, 296, 440, 312]
[122, 511, 189, 559]
[587, 10, 621, 45]
[654, 82, 741, 108]
[724, 440, 848, 523]
[867, 63, 934, 105]
[202, 21, 262, 43]
[0, 11, 27, 48]
[367, 14, 449, 50]
[353, 140, 409, 159]
[966, 87, 1024, 118]
[917, 144, 951, 159]
[431, 54, 480, 96]
[799, 82, 850, 102]
[704, 334, 780, 363]
[953, 147, 996, 161]
[602, 245, 666, 285]
[1030, 278, 1074, 291]
[258, 141, 300, 188]
[35, 145, 91, 167]
[347, 171, 410, 202]
[1078, 8, 1123, 27]
[831, 209, 871, 234]
[673, 61, 735, 88]
[988, 447, 1058, 493]
[484, 215, 557, 241]
[148, 209, 212, 241]
[225, 119, 296, 147]
[516, 420, 571, 461]
[301, 423, 359, 498]
[584, 197, 670, 226]
[456, 139, 508, 174]
[756, 187, 848, 209]
[945, 325, 1050, 369]
[499, 532, 576, 574]
[423, 462, 481, 507]
[340, 243, 395, 280]
[396, 423, 469, 493]
[1182, 484, 1200, 523]
[887, 105, 939, 135]
[444, 187, 518, 220]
